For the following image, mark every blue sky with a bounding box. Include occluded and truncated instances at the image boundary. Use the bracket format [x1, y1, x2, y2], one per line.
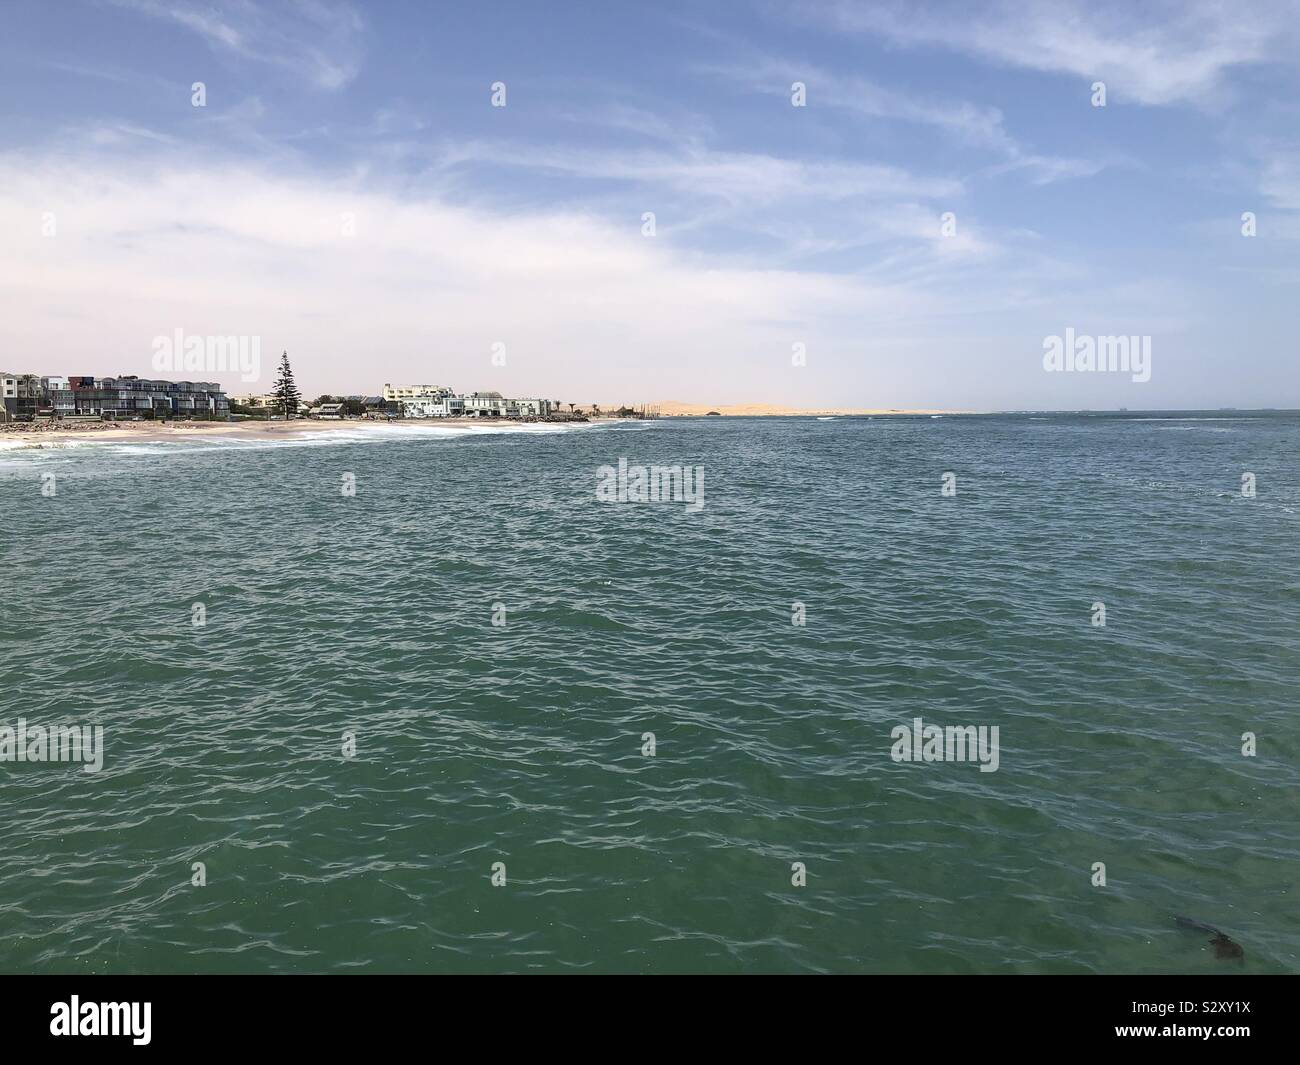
[1, 0, 1297, 408]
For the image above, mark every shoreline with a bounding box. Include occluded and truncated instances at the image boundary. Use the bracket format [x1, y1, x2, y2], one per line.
[0, 409, 962, 449]
[0, 418, 579, 449]
[4, 407, 1287, 450]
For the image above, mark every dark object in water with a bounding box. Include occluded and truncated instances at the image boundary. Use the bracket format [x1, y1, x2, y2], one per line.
[1175, 915, 1245, 961]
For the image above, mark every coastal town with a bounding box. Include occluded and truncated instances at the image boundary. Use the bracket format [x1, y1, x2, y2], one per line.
[230, 383, 652, 422]
[1, 370, 660, 429]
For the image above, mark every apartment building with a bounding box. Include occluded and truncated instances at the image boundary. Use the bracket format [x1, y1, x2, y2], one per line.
[464, 391, 505, 417]
[398, 392, 552, 419]
[230, 393, 277, 408]
[383, 383, 453, 403]
[65, 376, 229, 418]
[1, 372, 48, 420]
[0, 371, 16, 420]
[401, 394, 465, 418]
[40, 377, 72, 415]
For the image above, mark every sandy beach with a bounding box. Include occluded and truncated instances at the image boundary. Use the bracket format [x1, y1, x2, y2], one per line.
[0, 419, 357, 449]
[1, 408, 962, 449]
[0, 419, 439, 450]
[0, 417, 623, 449]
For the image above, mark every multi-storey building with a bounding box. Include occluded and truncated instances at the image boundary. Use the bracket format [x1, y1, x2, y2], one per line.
[397, 391, 552, 420]
[229, 393, 277, 408]
[464, 391, 505, 417]
[402, 394, 465, 418]
[1, 372, 48, 420]
[41, 376, 75, 417]
[65, 376, 229, 418]
[0, 371, 16, 420]
[383, 383, 453, 403]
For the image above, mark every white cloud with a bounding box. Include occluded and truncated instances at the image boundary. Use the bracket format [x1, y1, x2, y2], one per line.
[811, 0, 1297, 107]
[108, 0, 365, 90]
[703, 56, 1109, 183]
[0, 152, 965, 403]
[441, 140, 963, 207]
[0, 148, 1239, 408]
[705, 57, 1016, 151]
[1260, 155, 1300, 212]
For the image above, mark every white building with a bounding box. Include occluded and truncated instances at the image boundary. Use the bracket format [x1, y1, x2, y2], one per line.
[464, 391, 505, 417]
[383, 383, 453, 403]
[42, 376, 73, 415]
[230, 393, 277, 408]
[402, 395, 465, 418]
[2, 372, 46, 419]
[386, 386, 553, 420]
[1, 372, 16, 420]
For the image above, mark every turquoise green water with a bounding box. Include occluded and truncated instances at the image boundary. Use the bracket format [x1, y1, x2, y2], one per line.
[1, 413, 1297, 973]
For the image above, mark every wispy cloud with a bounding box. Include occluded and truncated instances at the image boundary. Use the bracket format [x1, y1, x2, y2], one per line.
[702, 55, 1111, 184]
[703, 56, 1015, 151]
[557, 101, 715, 145]
[107, 0, 365, 89]
[442, 140, 963, 207]
[1260, 155, 1300, 212]
[805, 0, 1298, 107]
[85, 121, 180, 146]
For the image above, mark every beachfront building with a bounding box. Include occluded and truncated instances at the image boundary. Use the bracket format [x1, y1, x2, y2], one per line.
[1, 372, 50, 420]
[230, 392, 276, 408]
[0, 372, 16, 421]
[346, 395, 388, 413]
[464, 391, 505, 417]
[402, 394, 464, 418]
[16, 374, 44, 418]
[230, 392, 310, 416]
[514, 398, 551, 418]
[383, 383, 453, 404]
[394, 389, 554, 420]
[3, 373, 228, 420]
[64, 376, 229, 418]
[42, 377, 73, 416]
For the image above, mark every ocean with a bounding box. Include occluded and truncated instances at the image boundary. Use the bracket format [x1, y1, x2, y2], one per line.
[1, 413, 1297, 973]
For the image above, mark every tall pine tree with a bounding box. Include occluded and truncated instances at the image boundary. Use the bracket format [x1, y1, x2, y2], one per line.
[272, 350, 302, 419]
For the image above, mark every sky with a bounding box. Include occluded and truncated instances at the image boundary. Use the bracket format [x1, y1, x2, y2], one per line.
[0, 0, 1297, 409]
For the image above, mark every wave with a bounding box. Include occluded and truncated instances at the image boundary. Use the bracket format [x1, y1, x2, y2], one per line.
[0, 418, 657, 459]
